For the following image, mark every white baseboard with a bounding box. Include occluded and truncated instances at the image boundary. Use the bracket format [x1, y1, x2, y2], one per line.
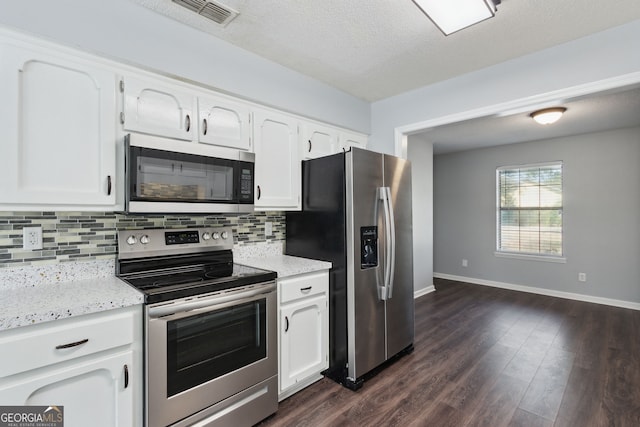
[414, 285, 436, 299]
[433, 272, 640, 311]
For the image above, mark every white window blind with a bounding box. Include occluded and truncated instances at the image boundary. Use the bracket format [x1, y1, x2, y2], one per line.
[497, 162, 563, 257]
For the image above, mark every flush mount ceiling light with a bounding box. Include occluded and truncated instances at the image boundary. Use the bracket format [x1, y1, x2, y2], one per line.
[412, 0, 500, 35]
[530, 107, 567, 125]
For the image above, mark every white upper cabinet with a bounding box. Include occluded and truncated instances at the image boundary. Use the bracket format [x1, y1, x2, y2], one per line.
[339, 130, 368, 152]
[0, 42, 117, 207]
[198, 95, 252, 151]
[300, 123, 339, 160]
[121, 74, 196, 141]
[253, 109, 301, 210]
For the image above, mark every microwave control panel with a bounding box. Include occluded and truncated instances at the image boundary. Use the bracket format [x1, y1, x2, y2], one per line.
[238, 163, 254, 202]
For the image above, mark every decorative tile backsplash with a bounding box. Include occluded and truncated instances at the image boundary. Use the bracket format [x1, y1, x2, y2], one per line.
[0, 211, 285, 268]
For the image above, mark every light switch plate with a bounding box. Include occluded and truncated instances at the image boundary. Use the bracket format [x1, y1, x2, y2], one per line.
[265, 222, 273, 236]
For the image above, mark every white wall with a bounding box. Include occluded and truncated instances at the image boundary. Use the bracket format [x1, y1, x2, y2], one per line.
[433, 127, 640, 304]
[407, 135, 434, 295]
[370, 19, 640, 155]
[0, 0, 370, 133]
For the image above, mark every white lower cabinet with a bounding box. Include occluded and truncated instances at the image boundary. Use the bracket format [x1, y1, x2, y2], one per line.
[2, 350, 133, 427]
[0, 305, 142, 427]
[278, 271, 329, 401]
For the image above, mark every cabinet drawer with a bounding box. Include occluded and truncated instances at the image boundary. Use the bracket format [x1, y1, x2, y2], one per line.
[279, 271, 328, 304]
[0, 307, 137, 378]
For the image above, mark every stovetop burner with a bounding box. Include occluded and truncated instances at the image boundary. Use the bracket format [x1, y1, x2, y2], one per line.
[115, 227, 277, 304]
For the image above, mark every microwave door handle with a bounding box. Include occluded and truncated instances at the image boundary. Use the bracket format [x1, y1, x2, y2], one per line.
[385, 187, 396, 299]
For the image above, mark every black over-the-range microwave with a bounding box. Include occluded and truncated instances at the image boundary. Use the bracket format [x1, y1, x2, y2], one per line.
[123, 133, 254, 214]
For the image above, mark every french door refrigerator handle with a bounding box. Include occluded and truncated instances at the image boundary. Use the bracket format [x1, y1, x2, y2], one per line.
[385, 187, 396, 299]
[378, 187, 392, 300]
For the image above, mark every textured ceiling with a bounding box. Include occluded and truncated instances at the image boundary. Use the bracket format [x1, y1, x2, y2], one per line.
[132, 0, 640, 101]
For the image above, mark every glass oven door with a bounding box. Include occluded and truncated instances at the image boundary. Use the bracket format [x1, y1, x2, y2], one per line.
[167, 298, 266, 396]
[146, 283, 277, 427]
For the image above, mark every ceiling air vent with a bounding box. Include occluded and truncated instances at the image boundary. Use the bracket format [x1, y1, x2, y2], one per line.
[172, 0, 239, 26]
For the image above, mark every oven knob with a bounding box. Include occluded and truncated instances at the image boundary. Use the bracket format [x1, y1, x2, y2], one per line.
[212, 232, 220, 240]
[202, 232, 211, 241]
[221, 231, 229, 240]
[140, 235, 150, 245]
[126, 235, 137, 245]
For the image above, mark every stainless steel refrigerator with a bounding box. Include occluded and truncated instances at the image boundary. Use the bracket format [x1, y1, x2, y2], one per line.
[286, 147, 414, 390]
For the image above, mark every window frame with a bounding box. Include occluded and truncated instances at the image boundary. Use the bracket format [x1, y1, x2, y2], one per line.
[495, 161, 565, 263]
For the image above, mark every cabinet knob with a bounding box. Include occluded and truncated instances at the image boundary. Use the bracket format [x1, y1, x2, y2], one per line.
[203, 118, 208, 135]
[185, 114, 191, 132]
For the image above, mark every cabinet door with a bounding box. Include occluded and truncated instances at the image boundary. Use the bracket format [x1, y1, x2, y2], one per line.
[198, 95, 252, 151]
[301, 123, 338, 160]
[0, 350, 134, 427]
[339, 130, 368, 151]
[122, 75, 195, 141]
[280, 295, 328, 391]
[253, 110, 300, 210]
[0, 43, 116, 206]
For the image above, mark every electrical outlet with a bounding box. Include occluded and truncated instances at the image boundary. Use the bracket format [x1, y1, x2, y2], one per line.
[23, 226, 43, 250]
[462, 259, 468, 267]
[265, 222, 273, 237]
[578, 272, 587, 282]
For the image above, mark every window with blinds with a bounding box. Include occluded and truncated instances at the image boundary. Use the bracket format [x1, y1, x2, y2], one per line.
[497, 162, 563, 257]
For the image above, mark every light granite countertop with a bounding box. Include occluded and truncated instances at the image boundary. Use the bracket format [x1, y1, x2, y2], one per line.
[238, 255, 332, 278]
[0, 260, 143, 331]
[0, 275, 143, 331]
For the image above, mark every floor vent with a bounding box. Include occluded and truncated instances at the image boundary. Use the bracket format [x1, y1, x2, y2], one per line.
[172, 0, 239, 26]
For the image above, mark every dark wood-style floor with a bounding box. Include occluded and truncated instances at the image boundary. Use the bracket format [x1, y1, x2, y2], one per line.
[259, 278, 640, 426]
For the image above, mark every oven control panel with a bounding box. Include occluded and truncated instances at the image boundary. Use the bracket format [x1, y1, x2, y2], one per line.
[165, 230, 200, 245]
[117, 227, 234, 259]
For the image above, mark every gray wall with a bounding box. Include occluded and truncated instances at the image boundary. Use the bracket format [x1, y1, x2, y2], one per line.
[407, 135, 433, 294]
[433, 127, 640, 303]
[0, 0, 369, 133]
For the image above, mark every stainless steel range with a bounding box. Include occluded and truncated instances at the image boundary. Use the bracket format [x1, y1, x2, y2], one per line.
[116, 227, 278, 427]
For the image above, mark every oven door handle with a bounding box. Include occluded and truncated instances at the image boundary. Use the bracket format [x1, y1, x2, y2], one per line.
[148, 283, 276, 318]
